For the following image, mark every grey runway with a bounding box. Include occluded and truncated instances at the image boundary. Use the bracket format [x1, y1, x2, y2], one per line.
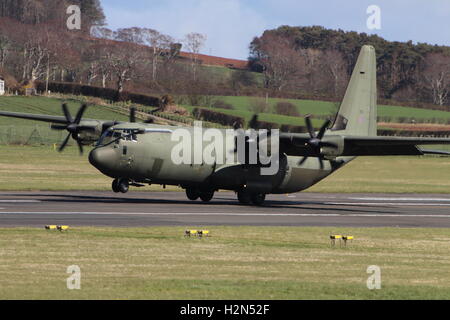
[1, 191, 450, 228]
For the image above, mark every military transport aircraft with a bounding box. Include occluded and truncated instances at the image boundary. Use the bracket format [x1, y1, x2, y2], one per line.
[1, 45, 450, 205]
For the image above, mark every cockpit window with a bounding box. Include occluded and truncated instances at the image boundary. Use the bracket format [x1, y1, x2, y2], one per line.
[123, 129, 138, 142]
[97, 129, 122, 146]
[97, 128, 138, 146]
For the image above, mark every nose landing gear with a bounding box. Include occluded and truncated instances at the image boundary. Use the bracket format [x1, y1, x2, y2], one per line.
[112, 178, 129, 194]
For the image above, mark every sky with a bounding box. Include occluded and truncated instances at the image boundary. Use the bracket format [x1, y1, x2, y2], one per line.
[101, 0, 450, 60]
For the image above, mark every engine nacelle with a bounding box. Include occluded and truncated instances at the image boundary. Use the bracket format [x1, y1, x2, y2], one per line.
[321, 136, 345, 157]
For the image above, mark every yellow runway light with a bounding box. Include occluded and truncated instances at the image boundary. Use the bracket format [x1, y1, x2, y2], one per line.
[198, 230, 210, 237]
[330, 235, 342, 247]
[185, 230, 198, 237]
[185, 230, 210, 237]
[343, 236, 354, 246]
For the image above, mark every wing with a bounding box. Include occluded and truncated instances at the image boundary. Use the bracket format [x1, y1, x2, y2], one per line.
[0, 111, 69, 124]
[339, 136, 450, 156]
[279, 133, 450, 157]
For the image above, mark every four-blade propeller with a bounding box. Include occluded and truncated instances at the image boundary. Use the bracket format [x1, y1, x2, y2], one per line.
[51, 104, 93, 154]
[51, 104, 142, 154]
[298, 116, 337, 169]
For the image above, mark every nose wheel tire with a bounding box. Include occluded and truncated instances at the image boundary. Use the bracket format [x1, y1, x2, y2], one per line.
[199, 191, 214, 202]
[112, 179, 120, 193]
[186, 188, 200, 201]
[112, 178, 129, 194]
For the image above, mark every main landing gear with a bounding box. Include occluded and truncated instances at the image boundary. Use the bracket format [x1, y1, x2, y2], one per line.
[112, 178, 129, 194]
[237, 190, 266, 206]
[185, 188, 215, 202]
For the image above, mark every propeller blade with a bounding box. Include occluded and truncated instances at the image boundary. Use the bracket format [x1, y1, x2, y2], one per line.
[51, 124, 68, 131]
[305, 116, 315, 138]
[77, 141, 84, 155]
[317, 119, 331, 140]
[58, 133, 71, 152]
[318, 158, 324, 170]
[298, 157, 308, 166]
[130, 107, 136, 123]
[62, 103, 73, 124]
[74, 104, 87, 124]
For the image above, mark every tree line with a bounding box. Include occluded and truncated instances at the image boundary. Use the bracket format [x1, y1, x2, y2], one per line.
[249, 26, 450, 107]
[0, 2, 448, 110]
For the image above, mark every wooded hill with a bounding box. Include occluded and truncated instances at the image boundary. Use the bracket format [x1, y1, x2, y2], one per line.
[0, 1, 448, 111]
[250, 26, 450, 107]
[0, 0, 104, 30]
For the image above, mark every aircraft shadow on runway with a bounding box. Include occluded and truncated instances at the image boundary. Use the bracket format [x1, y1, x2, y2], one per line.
[2, 193, 400, 215]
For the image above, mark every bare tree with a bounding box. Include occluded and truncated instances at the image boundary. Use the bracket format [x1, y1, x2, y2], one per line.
[91, 26, 115, 40]
[256, 34, 304, 91]
[0, 35, 10, 69]
[107, 43, 143, 93]
[183, 32, 207, 81]
[142, 29, 174, 82]
[422, 53, 450, 106]
[321, 49, 348, 97]
[23, 30, 49, 82]
[115, 27, 145, 44]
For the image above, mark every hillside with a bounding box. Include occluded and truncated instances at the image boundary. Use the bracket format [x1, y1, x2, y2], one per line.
[0, 1, 448, 116]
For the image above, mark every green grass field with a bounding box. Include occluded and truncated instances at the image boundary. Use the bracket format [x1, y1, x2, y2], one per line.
[0, 96, 129, 145]
[1, 226, 450, 299]
[0, 96, 129, 126]
[2, 94, 450, 134]
[210, 96, 450, 123]
[0, 145, 449, 193]
[216, 95, 450, 119]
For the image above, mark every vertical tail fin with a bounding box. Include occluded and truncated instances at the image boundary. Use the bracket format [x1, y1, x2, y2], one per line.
[331, 45, 377, 137]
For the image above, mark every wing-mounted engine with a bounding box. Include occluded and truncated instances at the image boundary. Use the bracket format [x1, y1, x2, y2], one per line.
[51, 104, 100, 154]
[51, 105, 137, 154]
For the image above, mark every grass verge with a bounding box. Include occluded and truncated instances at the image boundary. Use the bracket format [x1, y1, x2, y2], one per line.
[1, 226, 450, 299]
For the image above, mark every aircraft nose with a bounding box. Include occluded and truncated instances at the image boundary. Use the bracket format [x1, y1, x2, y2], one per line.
[89, 147, 117, 173]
